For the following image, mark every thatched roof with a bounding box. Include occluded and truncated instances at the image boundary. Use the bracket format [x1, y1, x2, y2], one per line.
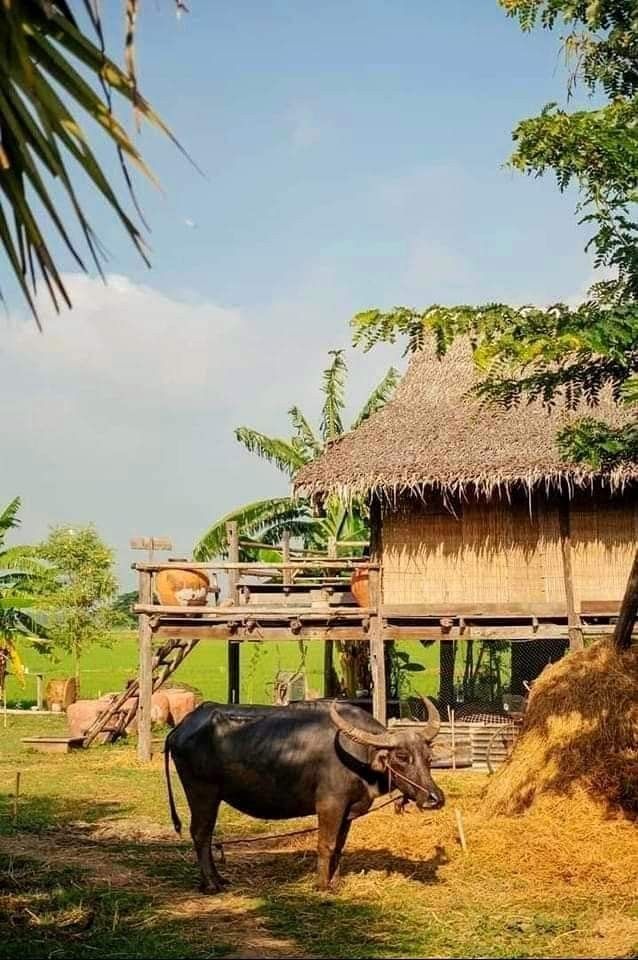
[294, 339, 638, 501]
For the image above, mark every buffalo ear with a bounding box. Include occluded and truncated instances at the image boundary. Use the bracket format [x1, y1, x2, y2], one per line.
[370, 748, 391, 773]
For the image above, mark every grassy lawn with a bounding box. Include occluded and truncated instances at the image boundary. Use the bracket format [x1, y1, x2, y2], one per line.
[1, 715, 637, 959]
[5, 632, 441, 707]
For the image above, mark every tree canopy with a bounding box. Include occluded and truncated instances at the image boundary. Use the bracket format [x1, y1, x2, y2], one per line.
[352, 0, 638, 471]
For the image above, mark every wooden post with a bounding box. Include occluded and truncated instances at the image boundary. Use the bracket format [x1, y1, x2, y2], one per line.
[137, 567, 153, 762]
[12, 772, 20, 826]
[282, 530, 292, 587]
[324, 536, 337, 697]
[558, 495, 583, 651]
[368, 499, 386, 725]
[612, 546, 638, 651]
[226, 521, 241, 704]
[439, 641, 455, 707]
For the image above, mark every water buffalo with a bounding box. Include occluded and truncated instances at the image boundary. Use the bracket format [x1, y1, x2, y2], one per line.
[164, 698, 445, 892]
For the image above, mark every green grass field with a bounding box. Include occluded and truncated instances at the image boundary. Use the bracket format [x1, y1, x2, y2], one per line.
[5, 632, 441, 708]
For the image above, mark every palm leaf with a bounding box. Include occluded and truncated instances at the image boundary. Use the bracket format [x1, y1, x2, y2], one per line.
[351, 367, 400, 429]
[320, 350, 347, 441]
[193, 498, 307, 560]
[0, 1, 188, 324]
[234, 428, 307, 476]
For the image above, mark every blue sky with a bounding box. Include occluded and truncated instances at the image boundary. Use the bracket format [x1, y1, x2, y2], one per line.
[2, 2, 598, 584]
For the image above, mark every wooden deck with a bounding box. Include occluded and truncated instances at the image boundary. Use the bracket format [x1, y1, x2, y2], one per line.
[132, 553, 632, 762]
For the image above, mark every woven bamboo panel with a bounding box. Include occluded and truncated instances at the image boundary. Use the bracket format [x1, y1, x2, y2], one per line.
[570, 493, 638, 604]
[382, 496, 564, 606]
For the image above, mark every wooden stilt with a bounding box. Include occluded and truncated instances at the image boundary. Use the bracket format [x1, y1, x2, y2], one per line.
[226, 522, 241, 704]
[137, 567, 153, 762]
[368, 499, 386, 724]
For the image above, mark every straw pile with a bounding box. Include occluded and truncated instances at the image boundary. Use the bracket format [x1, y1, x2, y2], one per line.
[484, 640, 638, 816]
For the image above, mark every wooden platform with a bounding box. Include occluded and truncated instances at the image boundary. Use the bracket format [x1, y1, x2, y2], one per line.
[21, 737, 84, 754]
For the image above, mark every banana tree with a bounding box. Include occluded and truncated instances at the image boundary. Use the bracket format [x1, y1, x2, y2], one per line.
[195, 351, 398, 561]
[0, 498, 49, 698]
[194, 352, 399, 697]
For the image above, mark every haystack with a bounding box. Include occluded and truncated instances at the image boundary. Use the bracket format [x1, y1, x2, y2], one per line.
[484, 640, 638, 816]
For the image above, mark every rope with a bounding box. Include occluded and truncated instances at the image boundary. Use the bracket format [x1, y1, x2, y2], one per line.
[212, 792, 400, 863]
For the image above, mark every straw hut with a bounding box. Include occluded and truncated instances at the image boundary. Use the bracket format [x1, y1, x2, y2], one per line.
[295, 340, 638, 711]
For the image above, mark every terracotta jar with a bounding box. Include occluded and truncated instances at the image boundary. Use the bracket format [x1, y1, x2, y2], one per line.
[155, 567, 210, 607]
[350, 568, 370, 608]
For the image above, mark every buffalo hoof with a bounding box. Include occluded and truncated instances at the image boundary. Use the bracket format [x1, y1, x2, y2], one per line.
[199, 877, 228, 895]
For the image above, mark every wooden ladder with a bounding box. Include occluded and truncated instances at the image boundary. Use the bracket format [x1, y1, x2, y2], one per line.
[81, 636, 200, 748]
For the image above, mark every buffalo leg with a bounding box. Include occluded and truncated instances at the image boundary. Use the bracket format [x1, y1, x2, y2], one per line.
[316, 801, 348, 891]
[329, 817, 352, 882]
[180, 774, 225, 894]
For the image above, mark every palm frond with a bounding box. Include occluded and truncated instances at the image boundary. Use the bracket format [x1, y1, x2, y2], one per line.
[234, 428, 307, 476]
[320, 350, 347, 441]
[0, 1, 188, 324]
[288, 406, 322, 459]
[351, 366, 400, 429]
[193, 498, 307, 560]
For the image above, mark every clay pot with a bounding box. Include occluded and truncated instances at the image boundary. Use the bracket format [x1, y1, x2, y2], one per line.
[350, 568, 370, 608]
[155, 568, 209, 607]
[45, 677, 77, 711]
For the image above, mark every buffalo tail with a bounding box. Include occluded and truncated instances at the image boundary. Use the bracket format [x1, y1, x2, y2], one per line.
[164, 736, 182, 835]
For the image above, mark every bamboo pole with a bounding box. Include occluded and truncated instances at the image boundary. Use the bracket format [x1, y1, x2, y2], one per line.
[455, 808, 468, 852]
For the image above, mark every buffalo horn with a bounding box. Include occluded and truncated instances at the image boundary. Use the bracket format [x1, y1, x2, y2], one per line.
[420, 696, 441, 741]
[329, 701, 396, 748]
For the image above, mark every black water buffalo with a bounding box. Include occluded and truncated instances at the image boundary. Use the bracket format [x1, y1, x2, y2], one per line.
[164, 698, 444, 892]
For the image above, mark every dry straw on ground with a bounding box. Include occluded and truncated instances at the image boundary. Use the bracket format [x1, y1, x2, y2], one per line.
[484, 639, 638, 817]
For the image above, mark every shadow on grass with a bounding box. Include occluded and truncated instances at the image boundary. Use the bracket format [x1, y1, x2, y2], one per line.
[0, 854, 231, 960]
[0, 791, 131, 836]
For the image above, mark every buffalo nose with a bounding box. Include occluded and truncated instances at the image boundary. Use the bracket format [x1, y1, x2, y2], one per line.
[430, 790, 445, 807]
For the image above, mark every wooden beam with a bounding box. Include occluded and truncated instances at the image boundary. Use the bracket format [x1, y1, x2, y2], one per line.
[558, 495, 583, 651]
[382, 602, 569, 619]
[133, 604, 372, 618]
[134, 559, 378, 572]
[137, 568, 153, 763]
[154, 624, 372, 642]
[226, 521, 241, 704]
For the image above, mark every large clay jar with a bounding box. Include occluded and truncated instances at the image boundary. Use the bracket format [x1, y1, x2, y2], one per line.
[350, 568, 370, 608]
[155, 568, 210, 607]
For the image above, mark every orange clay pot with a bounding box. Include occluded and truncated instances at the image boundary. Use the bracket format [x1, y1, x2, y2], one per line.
[155, 568, 210, 607]
[350, 568, 370, 608]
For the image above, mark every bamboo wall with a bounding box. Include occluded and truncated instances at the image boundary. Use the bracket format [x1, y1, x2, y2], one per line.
[381, 491, 638, 608]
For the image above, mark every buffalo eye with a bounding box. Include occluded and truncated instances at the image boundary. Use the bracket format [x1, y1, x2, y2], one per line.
[393, 750, 411, 764]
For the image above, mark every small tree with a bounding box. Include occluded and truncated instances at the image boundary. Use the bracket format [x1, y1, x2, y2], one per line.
[40, 525, 118, 687]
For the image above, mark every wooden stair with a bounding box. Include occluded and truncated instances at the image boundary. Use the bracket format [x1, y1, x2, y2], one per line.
[81, 636, 200, 747]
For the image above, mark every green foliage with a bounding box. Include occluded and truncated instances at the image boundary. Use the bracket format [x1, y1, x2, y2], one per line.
[0, 1, 186, 325]
[39, 523, 118, 680]
[353, 0, 638, 471]
[194, 353, 398, 561]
